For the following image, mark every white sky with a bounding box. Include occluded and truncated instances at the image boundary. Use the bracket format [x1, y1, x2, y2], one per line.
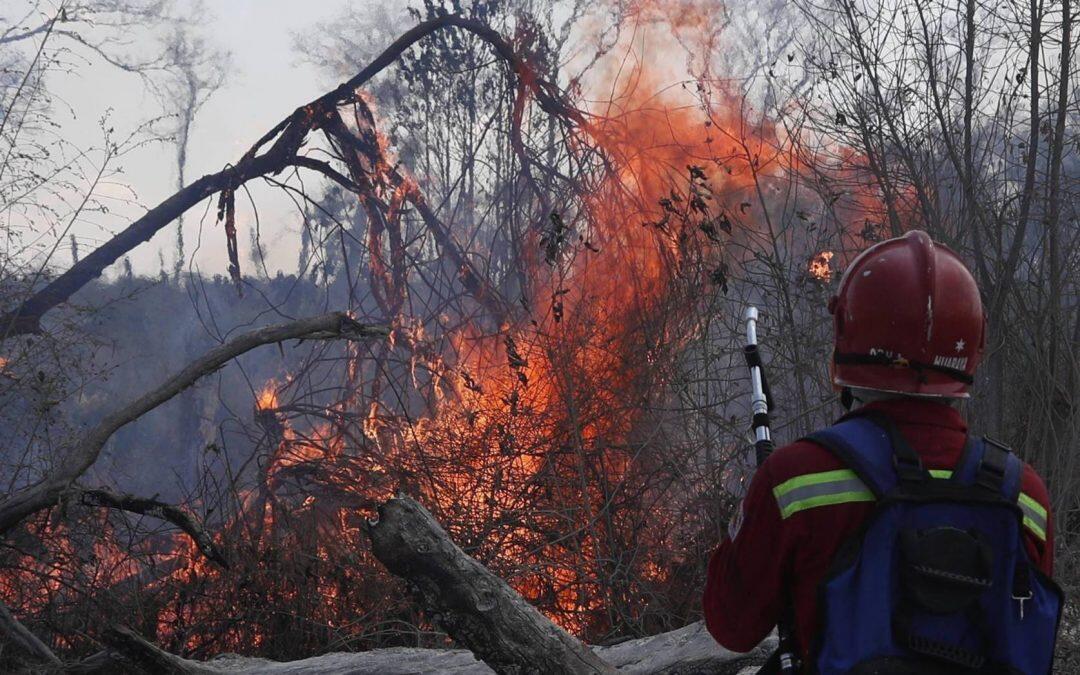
[49, 0, 360, 276]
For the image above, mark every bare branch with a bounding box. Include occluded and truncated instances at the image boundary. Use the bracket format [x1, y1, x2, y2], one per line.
[288, 156, 363, 193]
[321, 108, 512, 324]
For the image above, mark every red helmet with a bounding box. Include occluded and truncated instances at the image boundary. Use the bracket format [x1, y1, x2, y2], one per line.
[829, 230, 985, 397]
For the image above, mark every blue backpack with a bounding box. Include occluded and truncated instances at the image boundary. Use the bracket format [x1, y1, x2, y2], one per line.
[804, 411, 1062, 674]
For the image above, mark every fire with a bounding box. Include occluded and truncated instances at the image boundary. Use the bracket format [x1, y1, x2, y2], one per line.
[809, 250, 835, 281]
[255, 381, 279, 411]
[368, 9, 779, 634]
[0, 5, 890, 658]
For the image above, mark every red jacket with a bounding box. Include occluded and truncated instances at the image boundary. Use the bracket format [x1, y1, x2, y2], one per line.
[703, 398, 1054, 662]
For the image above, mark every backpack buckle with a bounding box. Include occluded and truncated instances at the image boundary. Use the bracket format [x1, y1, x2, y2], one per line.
[1013, 590, 1033, 621]
[893, 453, 927, 483]
[1012, 559, 1033, 621]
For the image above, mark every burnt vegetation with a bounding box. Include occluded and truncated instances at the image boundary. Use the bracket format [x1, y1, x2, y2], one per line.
[0, 0, 1077, 672]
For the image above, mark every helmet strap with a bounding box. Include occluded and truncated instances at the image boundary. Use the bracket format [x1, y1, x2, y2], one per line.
[833, 350, 974, 385]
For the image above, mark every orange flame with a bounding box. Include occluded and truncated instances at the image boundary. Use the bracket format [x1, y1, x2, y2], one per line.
[255, 381, 279, 411]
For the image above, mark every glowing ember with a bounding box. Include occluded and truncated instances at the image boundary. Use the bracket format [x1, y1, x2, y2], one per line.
[809, 251, 835, 281]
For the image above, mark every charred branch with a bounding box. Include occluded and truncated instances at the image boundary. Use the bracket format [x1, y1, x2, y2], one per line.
[0, 15, 580, 338]
[366, 496, 617, 675]
[288, 156, 363, 193]
[0, 313, 389, 534]
[76, 488, 228, 569]
[321, 108, 512, 325]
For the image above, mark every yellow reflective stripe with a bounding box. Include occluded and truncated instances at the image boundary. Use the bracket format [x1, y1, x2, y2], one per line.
[1018, 492, 1048, 542]
[773, 468, 951, 500]
[778, 490, 875, 519]
[771, 468, 1042, 528]
[1018, 492, 1047, 519]
[773, 469, 875, 519]
[773, 469, 859, 498]
[1023, 516, 1047, 542]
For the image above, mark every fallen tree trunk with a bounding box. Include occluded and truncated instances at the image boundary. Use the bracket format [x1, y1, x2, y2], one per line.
[361, 496, 775, 674]
[366, 495, 617, 674]
[71, 620, 770, 675]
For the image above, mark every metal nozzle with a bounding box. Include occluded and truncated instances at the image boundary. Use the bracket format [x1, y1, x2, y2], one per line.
[745, 306, 760, 346]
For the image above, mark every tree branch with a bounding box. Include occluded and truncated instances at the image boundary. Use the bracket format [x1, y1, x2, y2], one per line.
[321, 109, 512, 325]
[0, 313, 389, 534]
[288, 156, 363, 193]
[76, 487, 228, 569]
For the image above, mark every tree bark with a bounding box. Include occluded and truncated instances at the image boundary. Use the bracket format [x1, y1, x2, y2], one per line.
[366, 496, 617, 675]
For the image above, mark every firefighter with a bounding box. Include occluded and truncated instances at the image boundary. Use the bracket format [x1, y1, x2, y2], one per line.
[703, 230, 1061, 673]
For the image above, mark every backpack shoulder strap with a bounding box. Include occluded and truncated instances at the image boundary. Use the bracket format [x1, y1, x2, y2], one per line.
[983, 437, 1023, 502]
[803, 414, 900, 498]
[952, 435, 1022, 502]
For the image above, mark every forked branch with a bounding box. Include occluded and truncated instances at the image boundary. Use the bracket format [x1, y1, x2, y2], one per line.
[77, 488, 229, 568]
